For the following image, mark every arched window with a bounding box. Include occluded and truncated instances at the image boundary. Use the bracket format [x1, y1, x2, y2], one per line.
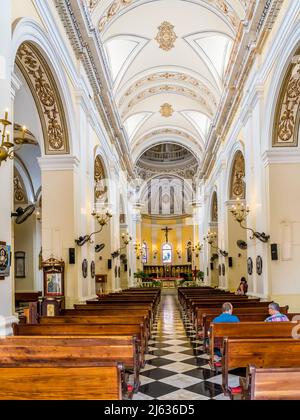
[162, 243, 172, 264]
[142, 242, 148, 264]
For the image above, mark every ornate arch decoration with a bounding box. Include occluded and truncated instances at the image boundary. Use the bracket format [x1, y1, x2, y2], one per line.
[273, 48, 300, 147]
[211, 191, 218, 222]
[94, 155, 108, 202]
[14, 168, 28, 205]
[230, 151, 245, 200]
[16, 42, 69, 155]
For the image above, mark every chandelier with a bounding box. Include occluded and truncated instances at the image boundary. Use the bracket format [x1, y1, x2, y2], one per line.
[187, 242, 203, 257]
[134, 242, 143, 260]
[75, 209, 112, 247]
[204, 231, 228, 257]
[230, 198, 270, 243]
[0, 110, 27, 165]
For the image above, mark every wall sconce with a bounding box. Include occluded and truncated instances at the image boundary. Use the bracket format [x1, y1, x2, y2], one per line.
[134, 242, 143, 260]
[75, 209, 113, 247]
[176, 249, 182, 259]
[204, 231, 228, 257]
[230, 199, 270, 243]
[152, 248, 158, 260]
[112, 232, 132, 258]
[0, 110, 27, 165]
[187, 242, 203, 258]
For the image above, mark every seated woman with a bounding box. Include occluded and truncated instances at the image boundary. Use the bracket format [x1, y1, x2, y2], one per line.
[236, 277, 248, 295]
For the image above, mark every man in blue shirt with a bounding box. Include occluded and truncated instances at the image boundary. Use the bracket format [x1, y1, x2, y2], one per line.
[211, 302, 240, 359]
[213, 302, 240, 323]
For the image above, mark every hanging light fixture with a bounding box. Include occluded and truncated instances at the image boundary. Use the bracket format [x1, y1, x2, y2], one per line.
[230, 198, 270, 243]
[0, 110, 27, 165]
[204, 231, 228, 257]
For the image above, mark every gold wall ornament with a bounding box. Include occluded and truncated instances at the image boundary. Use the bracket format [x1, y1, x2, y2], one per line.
[273, 52, 300, 147]
[230, 151, 246, 200]
[16, 43, 69, 155]
[211, 191, 218, 222]
[14, 172, 27, 204]
[98, 0, 133, 32]
[155, 21, 177, 52]
[160, 103, 174, 118]
[94, 155, 108, 201]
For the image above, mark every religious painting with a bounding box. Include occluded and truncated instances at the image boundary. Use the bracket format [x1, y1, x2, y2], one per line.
[82, 259, 88, 279]
[15, 251, 26, 278]
[256, 256, 263, 276]
[45, 272, 63, 296]
[43, 258, 65, 297]
[0, 244, 11, 278]
[162, 243, 172, 264]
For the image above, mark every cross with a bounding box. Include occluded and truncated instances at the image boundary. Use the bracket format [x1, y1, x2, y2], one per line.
[161, 226, 172, 242]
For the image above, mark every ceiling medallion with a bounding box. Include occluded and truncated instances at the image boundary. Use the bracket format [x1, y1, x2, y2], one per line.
[155, 21, 177, 51]
[160, 103, 174, 118]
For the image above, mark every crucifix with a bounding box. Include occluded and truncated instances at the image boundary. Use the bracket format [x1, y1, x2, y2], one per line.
[161, 226, 172, 243]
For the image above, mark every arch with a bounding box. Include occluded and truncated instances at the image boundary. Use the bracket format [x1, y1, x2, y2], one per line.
[263, 22, 300, 150]
[272, 46, 300, 148]
[12, 18, 77, 156]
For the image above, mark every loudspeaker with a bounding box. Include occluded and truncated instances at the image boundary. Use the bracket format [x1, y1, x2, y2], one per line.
[228, 257, 233, 267]
[108, 259, 112, 270]
[271, 244, 278, 261]
[69, 248, 75, 264]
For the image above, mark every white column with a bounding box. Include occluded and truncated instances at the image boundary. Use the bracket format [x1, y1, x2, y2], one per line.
[0, 0, 18, 335]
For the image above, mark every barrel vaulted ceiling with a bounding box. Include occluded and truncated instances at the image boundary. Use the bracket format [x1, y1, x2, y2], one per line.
[87, 0, 248, 165]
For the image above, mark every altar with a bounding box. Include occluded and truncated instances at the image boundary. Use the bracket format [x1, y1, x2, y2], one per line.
[157, 277, 183, 288]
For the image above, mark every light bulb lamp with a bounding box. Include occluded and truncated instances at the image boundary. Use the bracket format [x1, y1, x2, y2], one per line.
[230, 199, 270, 243]
[204, 231, 228, 257]
[0, 111, 27, 165]
[112, 232, 132, 259]
[187, 242, 203, 258]
[75, 210, 113, 246]
[134, 242, 143, 260]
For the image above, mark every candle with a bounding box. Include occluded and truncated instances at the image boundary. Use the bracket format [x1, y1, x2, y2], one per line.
[4, 109, 8, 120]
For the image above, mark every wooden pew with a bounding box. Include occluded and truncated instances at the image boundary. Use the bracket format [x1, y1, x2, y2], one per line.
[209, 322, 299, 368]
[247, 366, 300, 400]
[74, 304, 154, 323]
[222, 338, 300, 397]
[0, 335, 139, 394]
[15, 292, 42, 307]
[13, 323, 147, 367]
[0, 363, 124, 400]
[201, 307, 289, 348]
[39, 315, 150, 344]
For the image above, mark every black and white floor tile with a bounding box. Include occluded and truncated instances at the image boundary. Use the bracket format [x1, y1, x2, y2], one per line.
[132, 290, 241, 400]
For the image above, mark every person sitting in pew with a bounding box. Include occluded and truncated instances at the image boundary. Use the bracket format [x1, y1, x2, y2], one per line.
[236, 278, 248, 295]
[265, 302, 289, 322]
[212, 303, 240, 360]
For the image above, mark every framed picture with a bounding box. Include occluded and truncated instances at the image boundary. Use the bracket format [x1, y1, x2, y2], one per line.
[91, 261, 95, 279]
[0, 243, 11, 279]
[248, 257, 253, 275]
[45, 272, 63, 296]
[43, 258, 65, 297]
[82, 259, 88, 279]
[256, 256, 263, 276]
[15, 251, 26, 278]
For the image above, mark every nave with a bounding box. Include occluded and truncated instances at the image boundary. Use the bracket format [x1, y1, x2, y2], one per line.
[134, 291, 238, 400]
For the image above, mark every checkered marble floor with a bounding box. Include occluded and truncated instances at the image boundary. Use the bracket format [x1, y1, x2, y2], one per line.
[132, 290, 242, 400]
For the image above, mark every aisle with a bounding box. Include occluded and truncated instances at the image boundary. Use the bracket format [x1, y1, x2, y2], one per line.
[133, 290, 237, 400]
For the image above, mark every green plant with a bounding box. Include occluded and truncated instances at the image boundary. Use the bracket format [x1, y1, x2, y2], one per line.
[196, 271, 205, 281]
[134, 270, 147, 281]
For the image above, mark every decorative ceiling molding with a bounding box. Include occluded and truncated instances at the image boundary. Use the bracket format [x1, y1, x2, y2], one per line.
[16, 42, 70, 155]
[160, 103, 174, 118]
[121, 84, 213, 118]
[118, 70, 219, 108]
[184, 32, 233, 89]
[136, 128, 200, 149]
[273, 51, 300, 147]
[97, 0, 242, 35]
[155, 21, 177, 52]
[87, 0, 101, 12]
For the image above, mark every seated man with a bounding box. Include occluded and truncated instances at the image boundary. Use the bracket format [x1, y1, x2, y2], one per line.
[211, 303, 240, 360]
[265, 302, 289, 322]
